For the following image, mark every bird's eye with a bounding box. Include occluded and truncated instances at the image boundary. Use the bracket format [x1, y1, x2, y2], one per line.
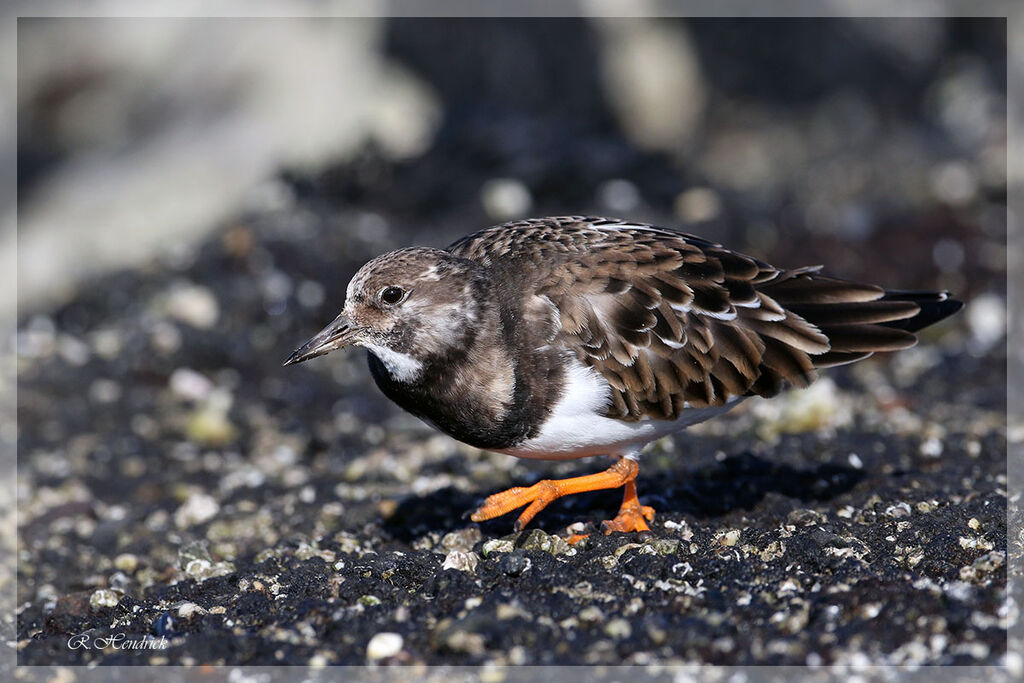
[379, 286, 405, 305]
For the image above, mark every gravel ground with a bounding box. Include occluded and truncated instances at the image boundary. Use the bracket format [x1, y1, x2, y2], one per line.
[12, 16, 1011, 673]
[14, 201, 1007, 668]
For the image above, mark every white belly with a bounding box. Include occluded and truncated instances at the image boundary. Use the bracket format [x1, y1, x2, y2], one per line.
[496, 358, 744, 461]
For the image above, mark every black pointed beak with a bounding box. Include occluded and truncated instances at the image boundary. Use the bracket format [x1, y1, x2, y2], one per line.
[282, 314, 360, 366]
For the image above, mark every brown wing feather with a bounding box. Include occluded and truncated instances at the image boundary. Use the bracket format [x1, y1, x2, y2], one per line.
[449, 216, 960, 422]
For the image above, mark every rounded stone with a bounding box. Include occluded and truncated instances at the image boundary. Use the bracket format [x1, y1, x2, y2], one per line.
[366, 632, 403, 661]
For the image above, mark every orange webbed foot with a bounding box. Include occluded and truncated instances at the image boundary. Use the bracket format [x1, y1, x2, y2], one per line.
[470, 458, 655, 536]
[600, 504, 655, 533]
[601, 478, 654, 533]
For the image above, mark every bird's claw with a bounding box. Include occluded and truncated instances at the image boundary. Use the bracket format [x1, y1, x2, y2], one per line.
[600, 502, 655, 534]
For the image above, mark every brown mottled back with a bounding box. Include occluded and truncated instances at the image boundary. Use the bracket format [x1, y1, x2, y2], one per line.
[450, 216, 959, 421]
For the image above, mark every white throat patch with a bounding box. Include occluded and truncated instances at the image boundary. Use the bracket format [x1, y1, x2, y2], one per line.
[361, 343, 424, 383]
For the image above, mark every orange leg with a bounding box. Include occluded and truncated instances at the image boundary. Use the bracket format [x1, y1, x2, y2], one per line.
[470, 457, 655, 534]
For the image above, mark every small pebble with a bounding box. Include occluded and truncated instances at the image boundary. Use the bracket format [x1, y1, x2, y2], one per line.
[674, 187, 722, 222]
[108, 572, 132, 592]
[297, 280, 325, 309]
[159, 283, 220, 329]
[497, 552, 531, 577]
[174, 492, 220, 529]
[966, 293, 1005, 354]
[178, 541, 234, 582]
[440, 527, 483, 553]
[185, 405, 236, 446]
[178, 540, 212, 568]
[514, 528, 571, 556]
[113, 553, 139, 573]
[57, 335, 91, 366]
[885, 502, 912, 518]
[442, 550, 479, 573]
[89, 327, 121, 359]
[718, 529, 741, 546]
[177, 602, 207, 619]
[919, 437, 944, 457]
[88, 379, 122, 404]
[605, 618, 632, 639]
[366, 632, 403, 661]
[598, 179, 641, 212]
[481, 538, 514, 556]
[481, 178, 532, 221]
[89, 589, 120, 609]
[150, 320, 182, 355]
[787, 509, 826, 526]
[169, 368, 214, 402]
[647, 538, 680, 555]
[443, 629, 485, 656]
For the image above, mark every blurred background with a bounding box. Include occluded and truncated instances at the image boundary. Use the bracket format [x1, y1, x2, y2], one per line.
[14, 16, 1007, 316]
[11, 14, 1013, 667]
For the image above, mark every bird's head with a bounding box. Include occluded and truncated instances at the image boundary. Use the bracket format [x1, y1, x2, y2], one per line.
[283, 247, 486, 382]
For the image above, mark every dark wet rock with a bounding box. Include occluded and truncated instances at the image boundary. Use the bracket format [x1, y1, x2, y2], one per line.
[496, 551, 532, 578]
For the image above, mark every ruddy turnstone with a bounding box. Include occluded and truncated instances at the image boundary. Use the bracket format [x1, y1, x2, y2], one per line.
[284, 216, 962, 536]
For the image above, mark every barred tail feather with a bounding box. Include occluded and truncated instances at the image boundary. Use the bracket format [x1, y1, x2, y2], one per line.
[784, 286, 962, 370]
